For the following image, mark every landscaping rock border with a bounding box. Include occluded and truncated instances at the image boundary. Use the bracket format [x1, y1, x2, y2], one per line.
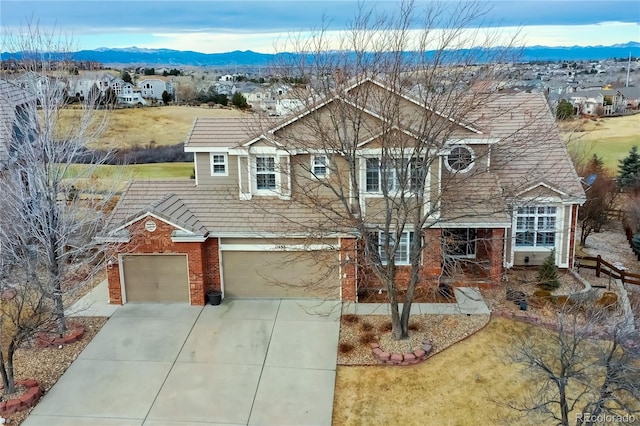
[369, 340, 433, 365]
[36, 322, 85, 348]
[491, 309, 639, 351]
[0, 379, 42, 416]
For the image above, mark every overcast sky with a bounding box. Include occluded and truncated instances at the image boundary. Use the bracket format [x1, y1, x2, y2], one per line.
[1, 0, 639, 53]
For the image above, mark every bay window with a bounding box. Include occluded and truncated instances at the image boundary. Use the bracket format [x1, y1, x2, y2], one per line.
[515, 206, 557, 247]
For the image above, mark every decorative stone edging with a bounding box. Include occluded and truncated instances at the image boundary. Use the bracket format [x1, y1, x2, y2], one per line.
[36, 322, 85, 348]
[0, 379, 42, 416]
[491, 309, 639, 351]
[369, 340, 433, 365]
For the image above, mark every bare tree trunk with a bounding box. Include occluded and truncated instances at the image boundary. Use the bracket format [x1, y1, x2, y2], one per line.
[0, 348, 14, 395]
[559, 382, 569, 426]
[0, 342, 17, 395]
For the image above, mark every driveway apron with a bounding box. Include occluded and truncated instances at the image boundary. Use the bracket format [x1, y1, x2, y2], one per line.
[23, 299, 340, 426]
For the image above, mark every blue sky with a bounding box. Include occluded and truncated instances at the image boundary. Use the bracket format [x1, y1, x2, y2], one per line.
[1, 1, 639, 53]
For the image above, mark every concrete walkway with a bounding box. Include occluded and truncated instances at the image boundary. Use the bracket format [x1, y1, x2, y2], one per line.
[66, 279, 120, 317]
[342, 287, 490, 315]
[25, 299, 340, 426]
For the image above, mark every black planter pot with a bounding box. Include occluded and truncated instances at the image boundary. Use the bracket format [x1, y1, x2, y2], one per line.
[207, 290, 223, 306]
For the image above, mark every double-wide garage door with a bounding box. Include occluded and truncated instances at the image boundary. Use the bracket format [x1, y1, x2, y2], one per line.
[222, 251, 340, 299]
[121, 255, 189, 303]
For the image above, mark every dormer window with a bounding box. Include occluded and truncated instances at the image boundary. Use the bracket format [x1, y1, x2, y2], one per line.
[445, 145, 474, 173]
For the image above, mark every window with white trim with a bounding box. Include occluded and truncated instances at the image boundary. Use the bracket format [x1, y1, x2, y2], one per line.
[256, 156, 276, 190]
[366, 157, 424, 193]
[312, 155, 329, 178]
[210, 153, 227, 175]
[443, 228, 476, 258]
[378, 231, 415, 265]
[445, 145, 474, 173]
[515, 206, 557, 247]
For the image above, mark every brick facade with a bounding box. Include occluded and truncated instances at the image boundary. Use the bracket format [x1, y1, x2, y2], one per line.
[107, 218, 508, 305]
[106, 217, 220, 306]
[356, 228, 443, 293]
[488, 228, 505, 283]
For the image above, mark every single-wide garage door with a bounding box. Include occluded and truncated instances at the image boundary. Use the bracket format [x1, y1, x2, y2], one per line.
[122, 255, 189, 303]
[222, 251, 339, 299]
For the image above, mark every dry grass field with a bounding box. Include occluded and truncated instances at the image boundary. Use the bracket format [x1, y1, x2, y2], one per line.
[332, 317, 639, 426]
[61, 105, 244, 149]
[333, 318, 530, 425]
[563, 113, 640, 172]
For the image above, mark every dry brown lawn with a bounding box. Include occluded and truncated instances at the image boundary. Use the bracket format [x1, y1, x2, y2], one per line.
[58, 105, 244, 149]
[332, 317, 533, 426]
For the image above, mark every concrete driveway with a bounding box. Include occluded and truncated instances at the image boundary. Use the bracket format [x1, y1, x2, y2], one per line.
[24, 299, 341, 426]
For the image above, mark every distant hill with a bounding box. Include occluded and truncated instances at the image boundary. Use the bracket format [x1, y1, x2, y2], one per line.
[2, 42, 639, 67]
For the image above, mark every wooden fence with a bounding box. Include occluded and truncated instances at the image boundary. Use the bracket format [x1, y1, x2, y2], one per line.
[575, 255, 640, 288]
[607, 208, 625, 221]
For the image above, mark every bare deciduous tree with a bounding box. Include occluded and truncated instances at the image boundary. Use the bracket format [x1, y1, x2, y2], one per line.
[506, 302, 640, 426]
[574, 154, 617, 246]
[255, 1, 559, 340]
[1, 22, 120, 335]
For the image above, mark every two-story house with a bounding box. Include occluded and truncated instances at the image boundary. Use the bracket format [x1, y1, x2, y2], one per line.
[117, 82, 147, 106]
[101, 78, 585, 305]
[138, 78, 175, 101]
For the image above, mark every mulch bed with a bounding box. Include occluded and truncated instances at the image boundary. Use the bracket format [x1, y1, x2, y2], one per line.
[358, 284, 456, 303]
[7, 316, 108, 425]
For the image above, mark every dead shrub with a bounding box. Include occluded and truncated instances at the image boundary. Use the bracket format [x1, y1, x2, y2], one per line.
[532, 289, 552, 299]
[553, 295, 573, 307]
[339, 342, 355, 354]
[359, 333, 377, 345]
[342, 314, 359, 325]
[598, 292, 618, 309]
[408, 322, 422, 332]
[360, 321, 374, 332]
[379, 321, 393, 333]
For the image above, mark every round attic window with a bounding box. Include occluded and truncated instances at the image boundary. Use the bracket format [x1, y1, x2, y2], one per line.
[145, 220, 157, 232]
[445, 145, 474, 173]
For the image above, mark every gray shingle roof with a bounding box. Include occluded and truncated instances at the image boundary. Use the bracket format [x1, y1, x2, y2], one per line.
[107, 181, 351, 237]
[184, 117, 256, 148]
[111, 81, 585, 235]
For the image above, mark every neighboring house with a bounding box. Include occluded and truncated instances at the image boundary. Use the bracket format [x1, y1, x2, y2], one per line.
[237, 84, 268, 109]
[564, 89, 628, 116]
[100, 78, 585, 306]
[0, 79, 38, 169]
[138, 78, 175, 101]
[117, 83, 147, 106]
[213, 81, 235, 96]
[273, 97, 305, 116]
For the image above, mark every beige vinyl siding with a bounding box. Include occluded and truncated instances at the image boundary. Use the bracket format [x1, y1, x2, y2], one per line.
[274, 103, 380, 149]
[290, 154, 351, 199]
[195, 152, 238, 186]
